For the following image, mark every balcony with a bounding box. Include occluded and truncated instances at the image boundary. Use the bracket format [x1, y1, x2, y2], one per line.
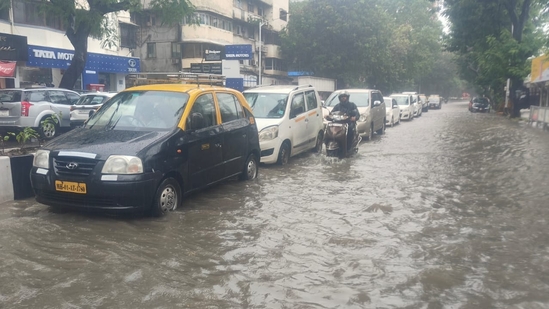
[265, 44, 280, 58]
[233, 7, 263, 23]
[182, 26, 233, 45]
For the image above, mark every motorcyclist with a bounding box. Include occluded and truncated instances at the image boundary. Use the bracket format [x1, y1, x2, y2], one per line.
[325, 91, 359, 150]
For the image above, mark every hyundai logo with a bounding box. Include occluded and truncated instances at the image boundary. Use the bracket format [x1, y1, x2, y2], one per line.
[66, 162, 79, 170]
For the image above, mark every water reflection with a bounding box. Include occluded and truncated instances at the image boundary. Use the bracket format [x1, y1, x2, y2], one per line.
[1, 102, 549, 308]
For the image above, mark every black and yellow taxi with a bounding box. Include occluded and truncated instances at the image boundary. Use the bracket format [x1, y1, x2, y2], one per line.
[30, 83, 260, 216]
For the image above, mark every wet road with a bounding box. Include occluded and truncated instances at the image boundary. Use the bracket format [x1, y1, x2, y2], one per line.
[1, 101, 549, 308]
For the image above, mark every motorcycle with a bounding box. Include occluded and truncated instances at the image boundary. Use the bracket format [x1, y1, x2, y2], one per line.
[323, 111, 361, 158]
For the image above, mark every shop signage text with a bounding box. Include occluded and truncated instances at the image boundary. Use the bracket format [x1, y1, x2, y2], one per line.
[32, 49, 74, 61]
[223, 45, 252, 60]
[204, 48, 224, 62]
[0, 33, 28, 61]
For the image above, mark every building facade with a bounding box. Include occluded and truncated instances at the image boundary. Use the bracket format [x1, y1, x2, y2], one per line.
[133, 0, 290, 88]
[0, 0, 140, 92]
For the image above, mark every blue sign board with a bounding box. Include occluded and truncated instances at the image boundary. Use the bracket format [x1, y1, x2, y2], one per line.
[226, 78, 244, 92]
[27, 45, 140, 74]
[287, 71, 314, 77]
[223, 44, 253, 60]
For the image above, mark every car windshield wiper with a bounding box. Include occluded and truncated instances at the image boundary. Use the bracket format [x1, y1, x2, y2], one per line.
[104, 101, 122, 130]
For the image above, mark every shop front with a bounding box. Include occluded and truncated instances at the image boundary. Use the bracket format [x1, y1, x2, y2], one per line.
[0, 32, 28, 88]
[24, 45, 140, 91]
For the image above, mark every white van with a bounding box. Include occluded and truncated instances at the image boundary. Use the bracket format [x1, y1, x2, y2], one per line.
[243, 85, 325, 165]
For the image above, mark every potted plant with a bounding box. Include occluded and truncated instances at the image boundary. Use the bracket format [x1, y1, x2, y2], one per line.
[1, 127, 41, 200]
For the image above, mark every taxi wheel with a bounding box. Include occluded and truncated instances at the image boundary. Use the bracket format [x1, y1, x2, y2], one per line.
[376, 121, 385, 135]
[277, 142, 290, 165]
[239, 153, 258, 180]
[312, 131, 324, 153]
[151, 178, 181, 217]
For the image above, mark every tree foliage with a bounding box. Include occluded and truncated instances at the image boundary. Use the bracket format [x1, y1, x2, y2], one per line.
[443, 0, 548, 114]
[280, 0, 453, 94]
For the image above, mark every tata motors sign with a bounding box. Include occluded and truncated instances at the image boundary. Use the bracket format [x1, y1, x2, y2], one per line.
[223, 44, 252, 60]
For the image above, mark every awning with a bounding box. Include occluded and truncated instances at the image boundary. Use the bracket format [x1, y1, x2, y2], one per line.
[0, 61, 16, 77]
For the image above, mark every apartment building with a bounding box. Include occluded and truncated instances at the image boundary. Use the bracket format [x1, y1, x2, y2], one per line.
[0, 0, 139, 91]
[133, 0, 290, 88]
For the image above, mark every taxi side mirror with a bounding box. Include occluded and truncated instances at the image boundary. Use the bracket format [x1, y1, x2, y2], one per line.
[373, 100, 381, 107]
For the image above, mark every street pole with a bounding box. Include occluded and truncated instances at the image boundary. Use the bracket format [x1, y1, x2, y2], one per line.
[258, 21, 264, 86]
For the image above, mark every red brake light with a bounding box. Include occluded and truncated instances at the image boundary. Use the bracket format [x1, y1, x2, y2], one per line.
[21, 101, 33, 117]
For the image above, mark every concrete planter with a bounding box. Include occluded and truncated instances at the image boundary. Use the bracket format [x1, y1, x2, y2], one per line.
[0, 154, 35, 204]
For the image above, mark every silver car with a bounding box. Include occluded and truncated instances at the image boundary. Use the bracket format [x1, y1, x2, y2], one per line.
[0, 88, 80, 139]
[70, 92, 116, 127]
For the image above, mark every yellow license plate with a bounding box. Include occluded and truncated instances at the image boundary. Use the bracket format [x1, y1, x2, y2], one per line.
[55, 180, 87, 194]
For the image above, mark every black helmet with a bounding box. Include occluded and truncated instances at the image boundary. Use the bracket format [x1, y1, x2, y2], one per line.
[338, 91, 350, 99]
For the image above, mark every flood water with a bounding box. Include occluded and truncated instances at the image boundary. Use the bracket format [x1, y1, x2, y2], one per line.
[1, 101, 549, 308]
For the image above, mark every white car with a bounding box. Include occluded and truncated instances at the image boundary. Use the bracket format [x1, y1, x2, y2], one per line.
[384, 96, 400, 127]
[323, 89, 386, 140]
[391, 93, 414, 121]
[243, 85, 325, 165]
[69, 92, 116, 127]
[403, 92, 422, 117]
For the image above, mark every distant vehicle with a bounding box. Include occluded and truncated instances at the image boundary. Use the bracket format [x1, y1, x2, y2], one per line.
[243, 85, 325, 165]
[0, 88, 81, 139]
[390, 93, 414, 121]
[70, 92, 116, 127]
[324, 89, 386, 140]
[469, 97, 490, 113]
[384, 96, 401, 127]
[419, 94, 429, 112]
[403, 92, 423, 117]
[428, 95, 442, 109]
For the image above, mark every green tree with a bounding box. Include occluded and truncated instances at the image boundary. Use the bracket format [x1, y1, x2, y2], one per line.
[444, 0, 547, 115]
[25, 0, 196, 89]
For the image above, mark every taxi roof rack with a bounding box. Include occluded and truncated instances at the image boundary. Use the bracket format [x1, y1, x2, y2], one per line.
[127, 72, 225, 87]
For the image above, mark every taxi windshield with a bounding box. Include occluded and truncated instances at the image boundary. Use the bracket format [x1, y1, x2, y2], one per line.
[244, 93, 288, 118]
[392, 96, 409, 105]
[85, 91, 188, 131]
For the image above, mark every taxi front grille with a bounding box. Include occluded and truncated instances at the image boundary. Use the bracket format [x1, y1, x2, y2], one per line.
[54, 157, 98, 177]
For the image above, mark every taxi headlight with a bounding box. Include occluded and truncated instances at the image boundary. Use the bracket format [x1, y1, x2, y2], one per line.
[102, 155, 143, 174]
[33, 150, 50, 168]
[359, 114, 367, 122]
[259, 126, 279, 141]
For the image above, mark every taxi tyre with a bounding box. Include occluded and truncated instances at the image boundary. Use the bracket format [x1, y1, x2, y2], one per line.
[312, 131, 324, 153]
[239, 153, 259, 181]
[151, 177, 181, 217]
[277, 141, 291, 165]
[376, 120, 385, 135]
[39, 116, 59, 140]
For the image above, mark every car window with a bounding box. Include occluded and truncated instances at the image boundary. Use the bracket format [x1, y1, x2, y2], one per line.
[191, 93, 217, 128]
[75, 95, 108, 106]
[27, 91, 47, 102]
[217, 92, 244, 123]
[66, 92, 80, 104]
[372, 92, 383, 106]
[305, 90, 318, 111]
[290, 92, 306, 118]
[0, 90, 22, 102]
[48, 90, 70, 105]
[392, 96, 409, 105]
[326, 92, 369, 107]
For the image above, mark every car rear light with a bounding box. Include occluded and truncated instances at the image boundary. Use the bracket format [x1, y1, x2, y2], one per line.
[21, 101, 33, 117]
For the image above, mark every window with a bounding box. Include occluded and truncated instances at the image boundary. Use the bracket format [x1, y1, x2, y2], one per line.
[371, 92, 383, 106]
[279, 9, 288, 21]
[120, 23, 137, 49]
[66, 92, 80, 104]
[248, 26, 255, 39]
[248, 2, 254, 13]
[0, 5, 9, 21]
[217, 93, 244, 123]
[27, 91, 47, 102]
[258, 7, 264, 16]
[171, 42, 181, 59]
[147, 42, 156, 58]
[305, 90, 317, 111]
[190, 93, 217, 129]
[48, 90, 69, 105]
[290, 93, 305, 118]
[235, 0, 242, 8]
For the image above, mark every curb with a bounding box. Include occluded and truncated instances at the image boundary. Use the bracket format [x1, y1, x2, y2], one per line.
[0, 156, 15, 204]
[0, 154, 35, 205]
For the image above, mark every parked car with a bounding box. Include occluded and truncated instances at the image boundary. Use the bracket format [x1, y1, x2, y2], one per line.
[403, 92, 423, 117]
[384, 96, 401, 127]
[428, 95, 442, 109]
[243, 85, 324, 165]
[419, 94, 429, 112]
[31, 84, 261, 216]
[324, 89, 386, 140]
[469, 97, 490, 113]
[391, 93, 414, 121]
[0, 88, 81, 139]
[70, 92, 116, 127]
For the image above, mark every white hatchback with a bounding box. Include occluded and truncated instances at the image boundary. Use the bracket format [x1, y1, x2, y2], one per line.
[69, 92, 116, 127]
[244, 85, 325, 165]
[384, 96, 400, 127]
[391, 94, 414, 121]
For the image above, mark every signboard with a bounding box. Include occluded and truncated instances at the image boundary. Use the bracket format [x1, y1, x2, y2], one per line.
[223, 44, 252, 60]
[530, 55, 549, 83]
[204, 47, 224, 61]
[27, 45, 140, 73]
[0, 33, 28, 61]
[190, 63, 222, 74]
[0, 61, 16, 77]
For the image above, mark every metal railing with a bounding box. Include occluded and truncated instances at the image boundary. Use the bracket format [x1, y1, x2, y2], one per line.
[528, 106, 549, 129]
